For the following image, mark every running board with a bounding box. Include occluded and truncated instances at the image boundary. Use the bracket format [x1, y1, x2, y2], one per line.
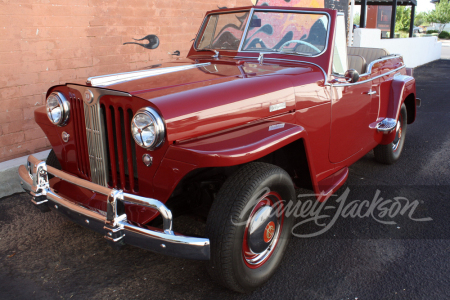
[315, 167, 349, 202]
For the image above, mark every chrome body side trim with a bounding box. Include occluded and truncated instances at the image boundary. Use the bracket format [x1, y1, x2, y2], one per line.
[363, 54, 401, 76]
[19, 155, 210, 261]
[67, 84, 132, 187]
[331, 65, 406, 87]
[231, 56, 329, 81]
[87, 63, 211, 87]
[363, 90, 377, 95]
[218, 54, 404, 89]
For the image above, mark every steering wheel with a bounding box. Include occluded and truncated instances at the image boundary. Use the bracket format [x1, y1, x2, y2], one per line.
[278, 40, 321, 54]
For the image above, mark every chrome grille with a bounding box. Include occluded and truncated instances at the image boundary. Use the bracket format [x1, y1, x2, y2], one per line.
[67, 84, 135, 190]
[84, 102, 108, 187]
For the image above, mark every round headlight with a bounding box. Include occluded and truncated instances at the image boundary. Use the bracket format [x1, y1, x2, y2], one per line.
[131, 107, 165, 150]
[46, 92, 70, 126]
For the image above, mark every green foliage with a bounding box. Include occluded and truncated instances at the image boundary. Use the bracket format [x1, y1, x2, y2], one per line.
[439, 30, 450, 38]
[427, 29, 439, 33]
[426, 0, 450, 33]
[415, 12, 429, 27]
[354, 13, 360, 26]
[395, 6, 412, 32]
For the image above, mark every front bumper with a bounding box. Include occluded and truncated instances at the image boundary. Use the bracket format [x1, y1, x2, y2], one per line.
[18, 155, 210, 260]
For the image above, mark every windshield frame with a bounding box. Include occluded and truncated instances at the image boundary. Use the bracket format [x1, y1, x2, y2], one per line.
[194, 9, 251, 52]
[194, 8, 331, 58]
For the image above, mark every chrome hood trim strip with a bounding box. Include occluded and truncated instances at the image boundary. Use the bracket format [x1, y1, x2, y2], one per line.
[87, 63, 212, 87]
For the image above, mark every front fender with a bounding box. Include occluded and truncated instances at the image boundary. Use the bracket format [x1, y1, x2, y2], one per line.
[165, 120, 307, 167]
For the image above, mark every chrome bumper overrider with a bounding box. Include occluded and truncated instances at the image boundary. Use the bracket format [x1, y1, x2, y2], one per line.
[18, 155, 210, 260]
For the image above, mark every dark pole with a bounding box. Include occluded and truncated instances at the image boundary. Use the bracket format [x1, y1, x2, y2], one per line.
[360, 0, 367, 28]
[409, 4, 416, 37]
[390, 0, 397, 38]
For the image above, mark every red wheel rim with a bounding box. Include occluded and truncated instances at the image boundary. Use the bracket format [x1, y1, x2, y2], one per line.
[242, 191, 284, 269]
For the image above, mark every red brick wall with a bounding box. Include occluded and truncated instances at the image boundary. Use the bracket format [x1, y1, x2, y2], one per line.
[0, 0, 249, 162]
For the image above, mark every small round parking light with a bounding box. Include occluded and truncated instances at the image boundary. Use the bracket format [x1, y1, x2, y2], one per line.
[142, 154, 153, 167]
[62, 131, 70, 143]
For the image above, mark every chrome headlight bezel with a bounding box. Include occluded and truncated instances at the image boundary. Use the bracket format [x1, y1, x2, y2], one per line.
[131, 107, 165, 150]
[46, 91, 70, 126]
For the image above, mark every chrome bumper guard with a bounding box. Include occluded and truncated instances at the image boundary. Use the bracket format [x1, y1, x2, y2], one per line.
[18, 155, 210, 260]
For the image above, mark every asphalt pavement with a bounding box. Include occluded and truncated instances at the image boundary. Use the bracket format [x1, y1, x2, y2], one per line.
[1, 60, 450, 300]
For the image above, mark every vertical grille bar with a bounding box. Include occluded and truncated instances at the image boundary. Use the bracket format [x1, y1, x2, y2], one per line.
[70, 97, 89, 178]
[114, 108, 126, 190]
[124, 109, 135, 191]
[74, 100, 86, 177]
[105, 105, 118, 187]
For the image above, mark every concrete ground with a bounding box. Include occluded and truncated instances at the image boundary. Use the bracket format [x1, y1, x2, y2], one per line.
[1, 60, 450, 299]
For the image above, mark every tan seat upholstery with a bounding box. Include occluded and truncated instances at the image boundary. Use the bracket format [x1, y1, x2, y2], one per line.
[347, 47, 390, 72]
[347, 54, 366, 74]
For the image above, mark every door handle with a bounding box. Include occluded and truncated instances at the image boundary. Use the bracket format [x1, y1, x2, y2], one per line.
[363, 90, 376, 95]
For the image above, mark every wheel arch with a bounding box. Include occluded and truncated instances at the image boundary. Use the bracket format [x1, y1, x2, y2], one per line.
[154, 136, 315, 220]
[403, 92, 416, 124]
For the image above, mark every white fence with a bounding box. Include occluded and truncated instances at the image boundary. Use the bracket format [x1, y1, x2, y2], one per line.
[353, 28, 442, 68]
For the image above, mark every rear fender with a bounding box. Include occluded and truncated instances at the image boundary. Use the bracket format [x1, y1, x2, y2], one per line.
[387, 75, 415, 121]
[379, 75, 415, 145]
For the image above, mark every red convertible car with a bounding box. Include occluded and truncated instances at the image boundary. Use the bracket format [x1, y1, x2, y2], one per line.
[19, 6, 419, 292]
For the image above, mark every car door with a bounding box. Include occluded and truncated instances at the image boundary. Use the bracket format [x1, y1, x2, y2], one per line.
[327, 14, 376, 163]
[329, 79, 375, 163]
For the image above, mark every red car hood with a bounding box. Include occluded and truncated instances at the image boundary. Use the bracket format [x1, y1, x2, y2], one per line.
[98, 58, 325, 142]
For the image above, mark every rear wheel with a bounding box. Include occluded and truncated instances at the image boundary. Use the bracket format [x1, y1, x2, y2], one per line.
[374, 103, 407, 164]
[206, 162, 296, 293]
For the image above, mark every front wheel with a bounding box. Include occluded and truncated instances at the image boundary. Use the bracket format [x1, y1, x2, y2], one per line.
[206, 162, 296, 293]
[374, 103, 407, 164]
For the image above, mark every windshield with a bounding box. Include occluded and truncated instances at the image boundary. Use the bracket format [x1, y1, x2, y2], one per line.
[196, 12, 250, 51]
[242, 12, 328, 55]
[196, 10, 329, 56]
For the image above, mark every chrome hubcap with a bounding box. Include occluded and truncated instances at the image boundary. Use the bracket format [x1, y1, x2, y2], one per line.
[248, 206, 278, 254]
[242, 192, 284, 268]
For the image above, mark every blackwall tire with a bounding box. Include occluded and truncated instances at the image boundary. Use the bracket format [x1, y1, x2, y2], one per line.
[374, 103, 408, 165]
[206, 162, 296, 293]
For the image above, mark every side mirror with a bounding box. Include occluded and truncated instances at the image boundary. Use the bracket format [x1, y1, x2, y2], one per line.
[344, 69, 359, 83]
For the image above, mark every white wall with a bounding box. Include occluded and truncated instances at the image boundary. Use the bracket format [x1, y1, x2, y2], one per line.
[427, 24, 450, 32]
[353, 28, 442, 68]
